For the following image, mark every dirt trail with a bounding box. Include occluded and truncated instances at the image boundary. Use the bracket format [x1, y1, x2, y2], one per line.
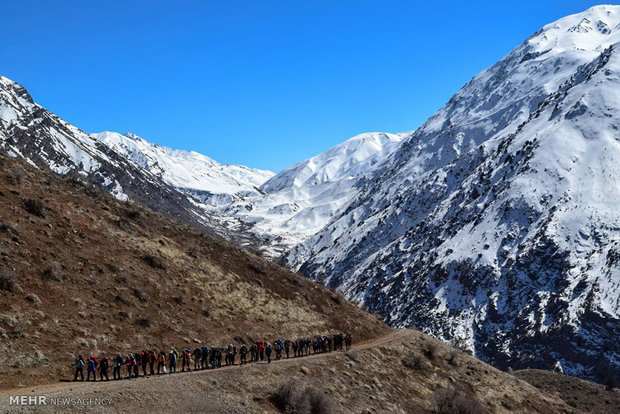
[0, 329, 410, 398]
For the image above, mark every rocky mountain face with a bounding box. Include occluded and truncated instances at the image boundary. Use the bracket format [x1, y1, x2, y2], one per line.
[286, 5, 620, 382]
[0, 78, 273, 245]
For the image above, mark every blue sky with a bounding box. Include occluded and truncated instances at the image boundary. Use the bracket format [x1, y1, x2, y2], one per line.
[0, 0, 607, 172]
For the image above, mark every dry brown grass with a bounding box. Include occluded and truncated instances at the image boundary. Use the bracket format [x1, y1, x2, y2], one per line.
[0, 152, 388, 390]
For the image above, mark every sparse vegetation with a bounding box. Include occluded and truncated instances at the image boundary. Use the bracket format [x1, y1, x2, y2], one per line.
[433, 385, 485, 414]
[0, 269, 19, 292]
[402, 351, 426, 370]
[6, 166, 24, 185]
[132, 287, 148, 302]
[22, 198, 46, 218]
[41, 261, 66, 282]
[448, 349, 461, 367]
[127, 209, 141, 220]
[186, 246, 200, 259]
[270, 381, 335, 414]
[422, 340, 441, 361]
[141, 254, 166, 270]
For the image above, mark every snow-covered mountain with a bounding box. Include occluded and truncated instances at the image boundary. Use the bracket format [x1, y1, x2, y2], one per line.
[219, 132, 406, 256]
[91, 131, 274, 206]
[286, 5, 620, 381]
[0, 76, 268, 243]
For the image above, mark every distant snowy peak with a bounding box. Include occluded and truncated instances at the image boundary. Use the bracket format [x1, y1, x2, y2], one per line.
[261, 132, 406, 193]
[92, 131, 274, 197]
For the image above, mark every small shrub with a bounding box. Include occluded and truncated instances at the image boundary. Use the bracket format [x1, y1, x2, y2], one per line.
[6, 167, 24, 185]
[402, 351, 426, 370]
[114, 295, 131, 306]
[141, 254, 166, 270]
[132, 288, 148, 302]
[136, 317, 151, 328]
[271, 381, 296, 411]
[448, 349, 461, 367]
[127, 210, 141, 220]
[433, 385, 485, 414]
[202, 305, 212, 317]
[22, 198, 46, 218]
[114, 275, 128, 285]
[186, 246, 200, 259]
[0, 223, 18, 236]
[117, 218, 132, 232]
[42, 261, 66, 282]
[302, 387, 335, 414]
[422, 340, 441, 361]
[0, 269, 19, 292]
[270, 381, 335, 414]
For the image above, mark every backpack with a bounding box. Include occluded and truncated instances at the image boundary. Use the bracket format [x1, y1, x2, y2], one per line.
[76, 358, 85, 368]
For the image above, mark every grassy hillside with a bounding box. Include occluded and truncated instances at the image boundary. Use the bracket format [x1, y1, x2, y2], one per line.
[0, 152, 388, 389]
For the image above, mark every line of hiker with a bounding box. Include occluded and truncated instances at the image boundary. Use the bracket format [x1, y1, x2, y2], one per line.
[72, 333, 352, 381]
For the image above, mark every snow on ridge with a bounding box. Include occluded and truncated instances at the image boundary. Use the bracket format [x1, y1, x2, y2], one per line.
[92, 131, 274, 196]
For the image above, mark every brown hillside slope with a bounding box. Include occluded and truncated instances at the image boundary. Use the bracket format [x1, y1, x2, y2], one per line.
[0, 330, 578, 414]
[514, 369, 620, 413]
[0, 152, 388, 390]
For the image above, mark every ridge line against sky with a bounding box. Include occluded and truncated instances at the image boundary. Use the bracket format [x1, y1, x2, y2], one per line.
[0, 0, 607, 172]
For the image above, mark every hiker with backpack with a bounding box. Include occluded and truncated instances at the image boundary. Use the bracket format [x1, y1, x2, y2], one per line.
[181, 349, 191, 372]
[169, 348, 178, 373]
[86, 356, 97, 381]
[73, 355, 85, 381]
[157, 351, 166, 374]
[113, 354, 123, 380]
[275, 340, 282, 360]
[250, 342, 257, 362]
[240, 344, 248, 365]
[345, 333, 352, 351]
[99, 356, 110, 381]
[133, 353, 141, 377]
[125, 355, 133, 378]
[284, 339, 291, 359]
[265, 342, 273, 363]
[201, 345, 209, 369]
[141, 350, 148, 376]
[193, 347, 202, 370]
[149, 350, 156, 375]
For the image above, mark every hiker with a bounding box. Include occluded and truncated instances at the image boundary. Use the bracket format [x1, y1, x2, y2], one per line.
[86, 356, 97, 381]
[181, 349, 189, 372]
[73, 355, 85, 381]
[284, 339, 291, 359]
[266, 342, 272, 363]
[133, 353, 141, 377]
[240, 344, 248, 365]
[345, 333, 352, 351]
[125, 354, 134, 378]
[99, 356, 110, 381]
[258, 340, 265, 361]
[141, 350, 148, 376]
[250, 342, 257, 363]
[157, 351, 166, 374]
[275, 340, 282, 360]
[201, 345, 209, 369]
[293, 340, 298, 358]
[193, 347, 202, 370]
[149, 350, 155, 375]
[169, 349, 177, 373]
[113, 354, 123, 380]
